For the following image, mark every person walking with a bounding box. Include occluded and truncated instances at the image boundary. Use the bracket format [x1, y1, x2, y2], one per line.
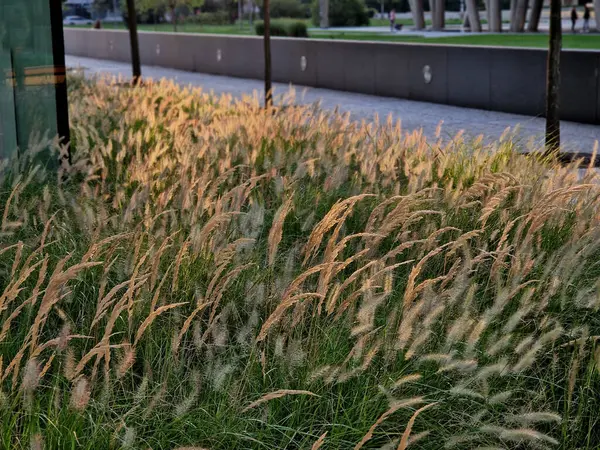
[583, 5, 591, 32]
[571, 6, 578, 32]
[390, 9, 396, 32]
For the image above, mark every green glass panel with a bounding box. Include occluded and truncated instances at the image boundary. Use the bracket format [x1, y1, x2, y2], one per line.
[0, 0, 61, 162]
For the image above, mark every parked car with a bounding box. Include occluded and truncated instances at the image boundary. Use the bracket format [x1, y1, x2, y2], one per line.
[63, 16, 94, 26]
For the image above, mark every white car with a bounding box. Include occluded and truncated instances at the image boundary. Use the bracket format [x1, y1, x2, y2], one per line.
[63, 16, 94, 26]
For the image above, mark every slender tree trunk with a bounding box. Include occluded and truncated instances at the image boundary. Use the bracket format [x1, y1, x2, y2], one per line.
[431, 0, 445, 30]
[410, 0, 425, 29]
[594, 0, 600, 30]
[264, 0, 272, 108]
[527, 0, 543, 31]
[125, 0, 141, 84]
[320, 0, 329, 28]
[509, 0, 518, 30]
[238, 0, 242, 28]
[489, 0, 501, 31]
[545, 0, 561, 151]
[465, 0, 482, 31]
[171, 7, 178, 32]
[514, 0, 529, 31]
[483, 0, 491, 30]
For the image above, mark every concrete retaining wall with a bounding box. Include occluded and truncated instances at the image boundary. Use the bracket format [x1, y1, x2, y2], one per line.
[64, 28, 600, 124]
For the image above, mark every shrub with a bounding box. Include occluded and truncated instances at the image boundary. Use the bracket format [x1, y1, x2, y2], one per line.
[367, 6, 378, 18]
[254, 20, 289, 36]
[286, 20, 309, 37]
[269, 0, 309, 18]
[311, 0, 369, 26]
[186, 11, 230, 25]
[254, 20, 308, 37]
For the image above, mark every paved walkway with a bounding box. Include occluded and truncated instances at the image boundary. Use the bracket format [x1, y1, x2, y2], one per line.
[66, 55, 600, 154]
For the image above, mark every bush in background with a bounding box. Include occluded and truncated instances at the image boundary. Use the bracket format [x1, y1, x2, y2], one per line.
[269, 0, 310, 18]
[286, 20, 309, 36]
[255, 19, 308, 36]
[186, 11, 231, 25]
[254, 20, 288, 36]
[311, 0, 369, 26]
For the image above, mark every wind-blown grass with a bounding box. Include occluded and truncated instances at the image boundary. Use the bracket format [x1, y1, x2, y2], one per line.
[1, 75, 600, 449]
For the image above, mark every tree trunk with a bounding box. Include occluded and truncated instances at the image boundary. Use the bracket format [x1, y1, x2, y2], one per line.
[483, 0, 491, 30]
[465, 0, 482, 31]
[431, 0, 445, 30]
[320, 0, 329, 28]
[509, 0, 518, 30]
[527, 0, 543, 31]
[594, 0, 600, 31]
[264, 0, 272, 108]
[238, 0, 242, 28]
[514, 0, 529, 31]
[171, 7, 178, 32]
[489, 0, 501, 31]
[545, 0, 561, 151]
[410, 0, 425, 29]
[125, 0, 141, 85]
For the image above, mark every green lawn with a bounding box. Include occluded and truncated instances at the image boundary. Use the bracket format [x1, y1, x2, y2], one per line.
[310, 31, 600, 48]
[68, 22, 600, 49]
[369, 17, 466, 26]
[95, 21, 257, 34]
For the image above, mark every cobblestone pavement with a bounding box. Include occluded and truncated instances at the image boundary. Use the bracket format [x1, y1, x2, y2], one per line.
[66, 55, 600, 154]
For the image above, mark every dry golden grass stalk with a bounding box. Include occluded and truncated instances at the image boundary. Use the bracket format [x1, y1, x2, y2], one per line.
[117, 345, 136, 379]
[70, 376, 91, 412]
[311, 432, 328, 450]
[303, 195, 374, 266]
[242, 389, 318, 412]
[172, 301, 212, 354]
[393, 374, 423, 390]
[268, 196, 294, 266]
[30, 433, 44, 450]
[396, 403, 437, 450]
[354, 397, 425, 450]
[256, 293, 324, 342]
[173, 447, 210, 450]
[134, 302, 188, 345]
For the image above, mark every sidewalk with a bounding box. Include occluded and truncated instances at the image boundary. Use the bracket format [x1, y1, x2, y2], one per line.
[66, 55, 600, 154]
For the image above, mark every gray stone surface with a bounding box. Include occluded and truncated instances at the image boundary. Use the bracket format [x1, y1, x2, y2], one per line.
[66, 55, 600, 154]
[63, 30, 600, 124]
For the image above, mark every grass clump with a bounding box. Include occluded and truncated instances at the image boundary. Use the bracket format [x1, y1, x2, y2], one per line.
[255, 20, 308, 37]
[1, 75, 600, 449]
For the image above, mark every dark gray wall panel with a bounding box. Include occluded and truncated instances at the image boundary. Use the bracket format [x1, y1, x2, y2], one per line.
[343, 42, 377, 95]
[272, 39, 317, 87]
[104, 31, 130, 63]
[62, 30, 600, 124]
[490, 48, 546, 117]
[447, 46, 491, 110]
[221, 36, 263, 79]
[560, 51, 599, 123]
[597, 53, 600, 124]
[190, 36, 223, 75]
[375, 44, 410, 98]
[408, 45, 448, 104]
[314, 41, 346, 90]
